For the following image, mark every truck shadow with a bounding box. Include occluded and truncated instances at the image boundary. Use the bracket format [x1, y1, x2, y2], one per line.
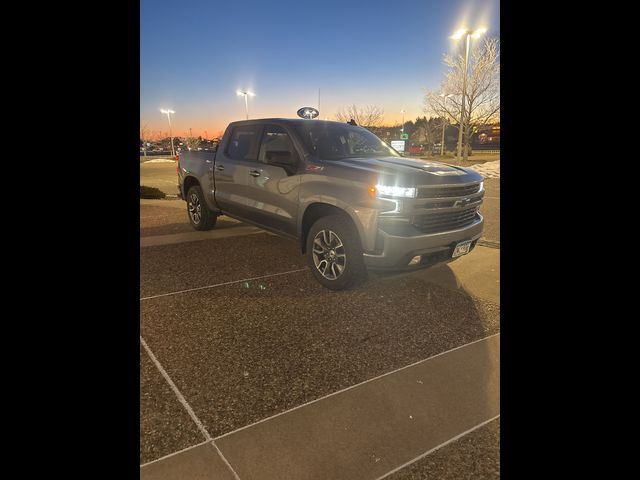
[186, 261, 500, 442]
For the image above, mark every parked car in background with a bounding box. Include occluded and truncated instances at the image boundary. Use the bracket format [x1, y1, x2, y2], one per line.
[409, 144, 425, 155]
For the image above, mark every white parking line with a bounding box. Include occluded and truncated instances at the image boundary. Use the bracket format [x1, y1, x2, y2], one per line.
[139, 439, 211, 468]
[140, 336, 242, 479]
[374, 415, 501, 480]
[215, 333, 500, 441]
[140, 268, 308, 301]
[140, 336, 211, 440]
[143, 334, 499, 474]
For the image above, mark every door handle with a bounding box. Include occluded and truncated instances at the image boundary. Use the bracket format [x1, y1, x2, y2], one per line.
[215, 165, 225, 171]
[249, 170, 261, 177]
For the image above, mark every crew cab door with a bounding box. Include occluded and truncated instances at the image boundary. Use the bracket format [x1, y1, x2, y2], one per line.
[244, 124, 300, 237]
[213, 124, 263, 217]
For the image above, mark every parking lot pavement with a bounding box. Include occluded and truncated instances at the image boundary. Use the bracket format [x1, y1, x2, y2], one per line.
[140, 344, 204, 463]
[212, 334, 499, 480]
[139, 197, 500, 475]
[140, 204, 195, 237]
[140, 161, 180, 195]
[140, 441, 237, 480]
[424, 247, 499, 304]
[140, 253, 498, 459]
[141, 202, 245, 237]
[140, 234, 306, 299]
[385, 418, 500, 480]
[479, 178, 499, 244]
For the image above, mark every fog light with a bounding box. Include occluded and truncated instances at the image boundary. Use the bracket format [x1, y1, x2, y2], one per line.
[408, 255, 421, 266]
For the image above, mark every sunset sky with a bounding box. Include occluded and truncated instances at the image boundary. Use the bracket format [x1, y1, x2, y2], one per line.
[140, 0, 499, 139]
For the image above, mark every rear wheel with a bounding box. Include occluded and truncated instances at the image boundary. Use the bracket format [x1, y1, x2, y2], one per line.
[187, 185, 217, 231]
[306, 215, 367, 290]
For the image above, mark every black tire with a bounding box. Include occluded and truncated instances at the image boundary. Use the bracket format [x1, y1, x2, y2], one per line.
[186, 185, 217, 231]
[306, 214, 367, 290]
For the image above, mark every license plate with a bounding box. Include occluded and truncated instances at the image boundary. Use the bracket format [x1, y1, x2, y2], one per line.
[452, 240, 472, 258]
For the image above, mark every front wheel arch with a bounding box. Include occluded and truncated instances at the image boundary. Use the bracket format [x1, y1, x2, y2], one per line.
[300, 203, 363, 254]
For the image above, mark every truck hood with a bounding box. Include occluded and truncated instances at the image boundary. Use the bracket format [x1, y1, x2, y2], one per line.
[327, 156, 482, 186]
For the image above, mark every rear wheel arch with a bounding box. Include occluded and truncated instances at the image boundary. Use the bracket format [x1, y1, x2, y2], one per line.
[182, 175, 200, 198]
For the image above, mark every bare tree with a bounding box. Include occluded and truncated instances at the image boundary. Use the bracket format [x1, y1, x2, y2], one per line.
[184, 132, 201, 151]
[424, 36, 500, 160]
[335, 104, 385, 129]
[411, 117, 443, 149]
[140, 123, 149, 156]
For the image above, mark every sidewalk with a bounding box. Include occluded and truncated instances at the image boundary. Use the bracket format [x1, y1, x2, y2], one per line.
[141, 335, 499, 480]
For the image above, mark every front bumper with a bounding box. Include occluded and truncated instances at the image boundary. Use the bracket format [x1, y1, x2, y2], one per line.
[362, 214, 484, 271]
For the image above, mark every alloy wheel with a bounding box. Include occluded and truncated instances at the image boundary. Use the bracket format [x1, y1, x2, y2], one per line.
[188, 193, 202, 224]
[312, 229, 346, 280]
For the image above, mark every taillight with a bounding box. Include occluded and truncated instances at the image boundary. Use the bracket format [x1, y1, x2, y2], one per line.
[175, 154, 180, 162]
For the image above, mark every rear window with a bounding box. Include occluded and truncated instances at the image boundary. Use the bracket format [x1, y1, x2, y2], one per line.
[226, 125, 262, 161]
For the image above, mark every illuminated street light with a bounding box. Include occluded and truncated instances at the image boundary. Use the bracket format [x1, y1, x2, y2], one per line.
[450, 27, 486, 160]
[439, 94, 453, 156]
[236, 90, 255, 120]
[160, 108, 175, 156]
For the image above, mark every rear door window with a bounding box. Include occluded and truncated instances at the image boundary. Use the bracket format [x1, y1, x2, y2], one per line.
[226, 125, 262, 161]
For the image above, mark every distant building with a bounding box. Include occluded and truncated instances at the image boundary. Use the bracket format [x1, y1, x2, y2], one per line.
[476, 125, 500, 145]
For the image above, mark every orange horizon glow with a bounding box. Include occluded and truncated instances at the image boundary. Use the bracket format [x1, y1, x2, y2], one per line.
[140, 111, 427, 139]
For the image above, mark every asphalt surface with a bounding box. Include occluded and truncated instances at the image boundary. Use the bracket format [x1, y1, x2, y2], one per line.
[480, 178, 499, 243]
[141, 259, 499, 441]
[386, 418, 500, 480]
[140, 344, 204, 461]
[141, 203, 243, 237]
[212, 335, 499, 480]
[139, 167, 500, 476]
[140, 160, 180, 195]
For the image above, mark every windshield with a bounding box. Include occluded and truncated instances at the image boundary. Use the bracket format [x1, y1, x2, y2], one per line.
[295, 123, 401, 160]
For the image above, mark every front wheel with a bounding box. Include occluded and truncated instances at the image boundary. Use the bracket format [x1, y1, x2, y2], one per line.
[186, 185, 217, 231]
[306, 215, 367, 290]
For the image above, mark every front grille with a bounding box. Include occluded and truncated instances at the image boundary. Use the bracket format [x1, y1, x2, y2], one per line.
[417, 183, 481, 198]
[411, 207, 479, 234]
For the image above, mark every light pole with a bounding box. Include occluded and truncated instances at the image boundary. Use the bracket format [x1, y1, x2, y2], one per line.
[439, 94, 453, 156]
[236, 90, 255, 120]
[451, 27, 486, 160]
[160, 108, 175, 156]
[400, 109, 405, 136]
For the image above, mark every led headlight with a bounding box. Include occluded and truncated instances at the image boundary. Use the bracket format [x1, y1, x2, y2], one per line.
[375, 185, 416, 198]
[479, 181, 484, 192]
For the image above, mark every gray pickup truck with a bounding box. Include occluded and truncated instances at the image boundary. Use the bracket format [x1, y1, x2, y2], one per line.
[177, 118, 484, 290]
